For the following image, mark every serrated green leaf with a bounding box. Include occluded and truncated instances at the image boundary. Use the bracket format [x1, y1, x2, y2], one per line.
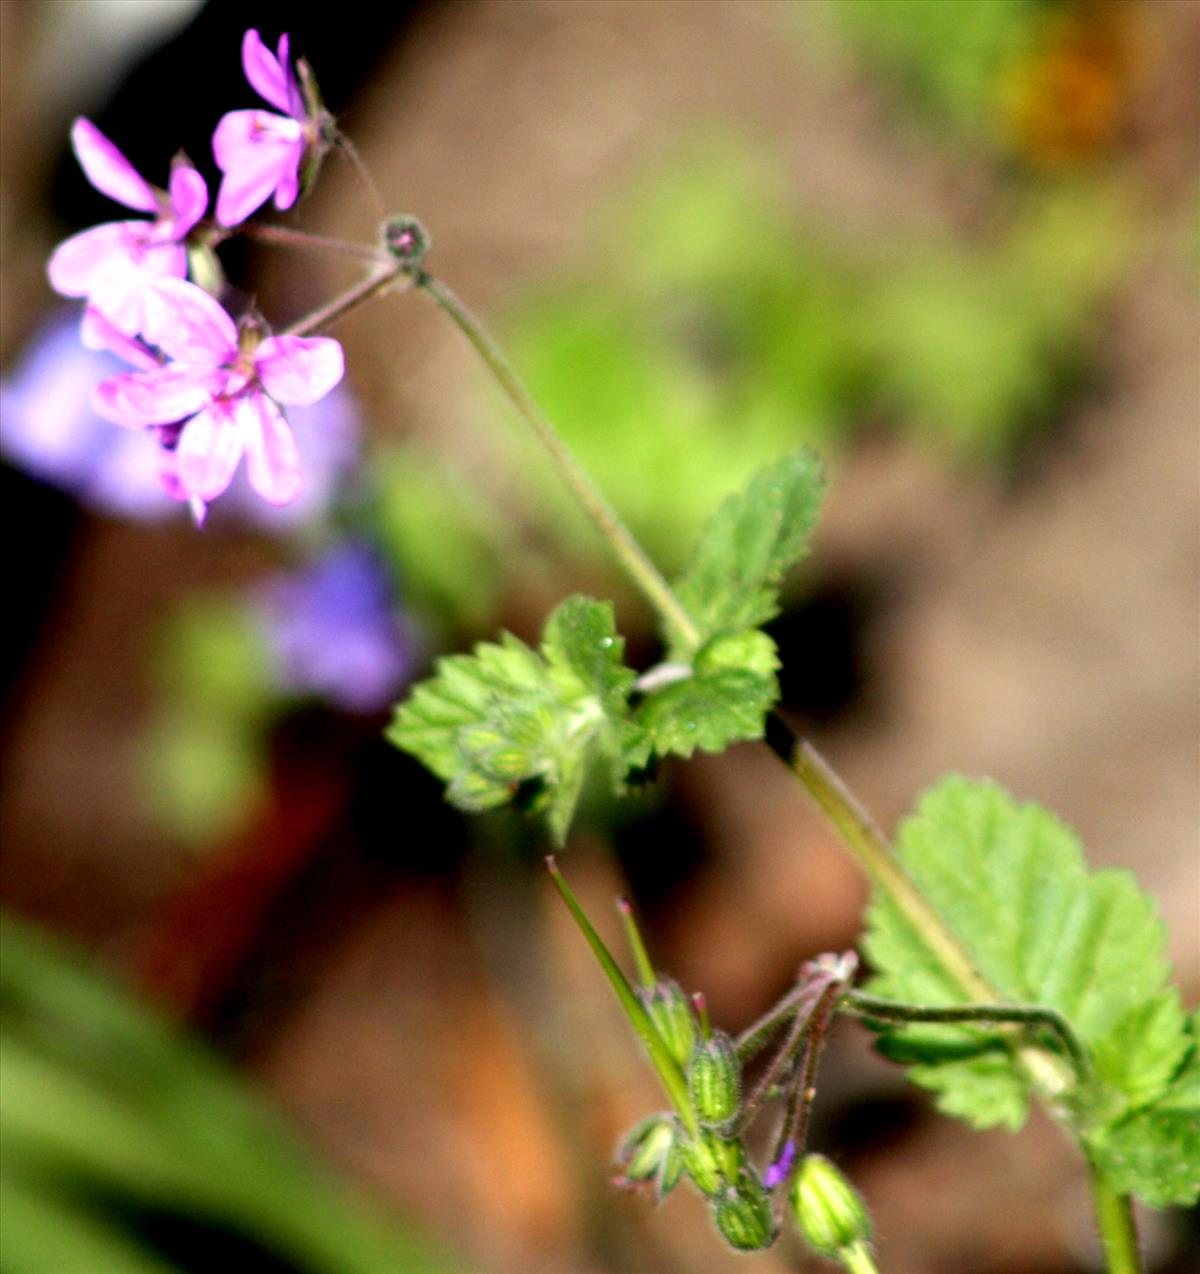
[862, 776, 1191, 1174]
[388, 597, 636, 842]
[672, 451, 825, 655]
[1087, 1018, 1200, 1208]
[635, 662, 778, 760]
[542, 594, 637, 718]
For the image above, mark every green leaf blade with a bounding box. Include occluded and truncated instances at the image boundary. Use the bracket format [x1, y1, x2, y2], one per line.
[861, 775, 1196, 1207]
[673, 450, 825, 654]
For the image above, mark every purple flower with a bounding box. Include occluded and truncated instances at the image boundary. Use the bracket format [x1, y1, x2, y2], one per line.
[47, 119, 207, 336]
[764, 1139, 797, 1189]
[93, 278, 344, 510]
[254, 543, 412, 712]
[213, 30, 325, 227]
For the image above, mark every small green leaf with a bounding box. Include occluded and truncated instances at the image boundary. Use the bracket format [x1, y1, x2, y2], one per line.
[635, 656, 778, 761]
[672, 450, 825, 655]
[862, 776, 1194, 1205]
[388, 597, 635, 842]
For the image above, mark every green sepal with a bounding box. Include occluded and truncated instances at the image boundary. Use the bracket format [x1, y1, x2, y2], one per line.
[712, 1172, 776, 1252]
[641, 979, 699, 1071]
[680, 1131, 745, 1198]
[687, 1031, 742, 1129]
[791, 1154, 873, 1259]
[615, 1114, 684, 1202]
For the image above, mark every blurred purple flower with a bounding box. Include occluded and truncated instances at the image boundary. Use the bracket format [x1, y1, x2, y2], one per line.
[1, 311, 176, 517]
[1, 310, 361, 527]
[48, 119, 207, 335]
[254, 543, 412, 712]
[214, 30, 320, 227]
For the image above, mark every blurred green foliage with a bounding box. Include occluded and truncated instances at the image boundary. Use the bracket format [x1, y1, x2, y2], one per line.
[825, 0, 1047, 142]
[368, 444, 503, 639]
[140, 600, 273, 847]
[0, 913, 464, 1274]
[493, 142, 1128, 571]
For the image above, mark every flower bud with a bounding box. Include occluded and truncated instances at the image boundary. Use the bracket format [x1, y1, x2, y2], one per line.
[712, 1175, 777, 1251]
[687, 1030, 741, 1128]
[614, 1114, 682, 1201]
[790, 1154, 873, 1260]
[383, 215, 431, 267]
[640, 978, 697, 1069]
[680, 1130, 745, 1198]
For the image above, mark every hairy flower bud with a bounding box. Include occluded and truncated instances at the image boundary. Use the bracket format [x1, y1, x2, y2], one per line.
[640, 978, 697, 1069]
[614, 1114, 683, 1200]
[382, 215, 431, 267]
[687, 1030, 741, 1128]
[790, 1154, 873, 1260]
[713, 1174, 777, 1252]
[680, 1130, 745, 1198]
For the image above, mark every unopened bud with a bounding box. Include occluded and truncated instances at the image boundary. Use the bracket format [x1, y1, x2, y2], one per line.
[791, 1154, 873, 1260]
[641, 978, 697, 1069]
[614, 1114, 682, 1200]
[680, 1130, 745, 1198]
[383, 215, 431, 267]
[687, 1030, 741, 1128]
[713, 1174, 776, 1252]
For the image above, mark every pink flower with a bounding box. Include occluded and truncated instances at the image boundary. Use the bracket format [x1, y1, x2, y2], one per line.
[93, 278, 344, 510]
[213, 30, 326, 227]
[48, 119, 207, 336]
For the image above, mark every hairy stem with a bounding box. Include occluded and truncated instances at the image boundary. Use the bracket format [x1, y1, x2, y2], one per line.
[286, 264, 409, 337]
[229, 221, 391, 263]
[1090, 1169, 1142, 1274]
[843, 992, 1092, 1086]
[417, 272, 699, 647]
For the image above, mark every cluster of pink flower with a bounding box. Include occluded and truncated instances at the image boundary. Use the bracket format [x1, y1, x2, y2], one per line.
[47, 31, 342, 522]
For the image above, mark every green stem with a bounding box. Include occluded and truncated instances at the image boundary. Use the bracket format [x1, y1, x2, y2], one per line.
[417, 272, 699, 647]
[546, 859, 698, 1137]
[1090, 1168, 1142, 1274]
[770, 727, 996, 1005]
[840, 1241, 881, 1274]
[616, 898, 656, 989]
[843, 992, 1092, 1087]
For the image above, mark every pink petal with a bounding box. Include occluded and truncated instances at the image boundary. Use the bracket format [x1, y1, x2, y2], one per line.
[48, 222, 184, 334]
[212, 110, 304, 225]
[272, 155, 300, 211]
[168, 165, 208, 238]
[177, 401, 246, 501]
[241, 29, 294, 115]
[242, 393, 302, 504]
[93, 366, 215, 428]
[70, 118, 157, 212]
[277, 34, 305, 119]
[80, 307, 160, 369]
[255, 336, 344, 406]
[46, 222, 136, 297]
[143, 279, 237, 365]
